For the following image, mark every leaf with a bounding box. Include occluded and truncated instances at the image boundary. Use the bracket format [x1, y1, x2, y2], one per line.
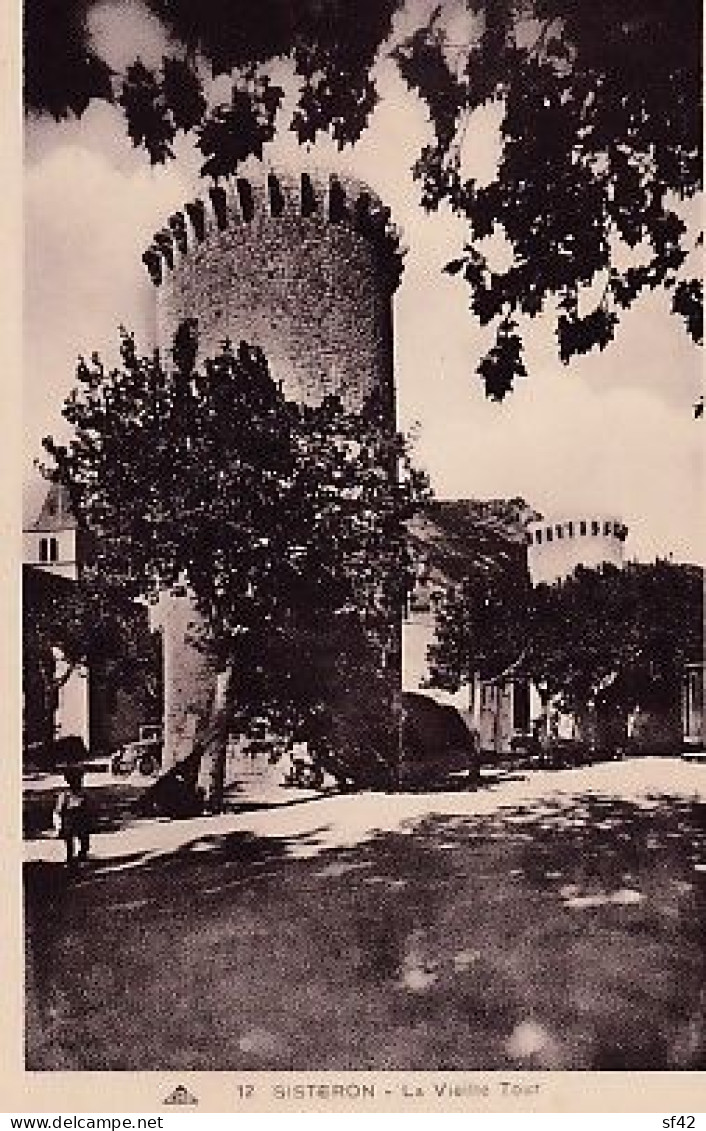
[290, 64, 378, 148]
[198, 76, 283, 178]
[476, 317, 527, 400]
[24, 0, 114, 119]
[161, 57, 207, 134]
[556, 307, 619, 364]
[118, 62, 175, 164]
[672, 279, 703, 345]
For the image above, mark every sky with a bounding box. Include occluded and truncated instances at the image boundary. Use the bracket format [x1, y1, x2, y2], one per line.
[23, 0, 705, 564]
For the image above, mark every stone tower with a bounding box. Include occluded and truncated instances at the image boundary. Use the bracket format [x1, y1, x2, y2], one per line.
[526, 515, 629, 586]
[142, 170, 405, 769]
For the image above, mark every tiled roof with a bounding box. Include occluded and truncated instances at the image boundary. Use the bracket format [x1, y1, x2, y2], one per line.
[408, 498, 540, 585]
[29, 483, 77, 532]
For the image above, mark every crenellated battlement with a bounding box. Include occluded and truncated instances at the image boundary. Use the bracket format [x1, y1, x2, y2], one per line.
[142, 171, 405, 291]
[526, 514, 628, 586]
[526, 517, 629, 548]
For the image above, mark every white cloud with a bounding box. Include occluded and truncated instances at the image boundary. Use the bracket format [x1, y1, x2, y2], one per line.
[87, 0, 175, 72]
[24, 114, 196, 517]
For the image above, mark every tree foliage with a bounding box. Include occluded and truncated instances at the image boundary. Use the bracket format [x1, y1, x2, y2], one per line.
[427, 559, 531, 689]
[429, 559, 703, 717]
[25, 0, 702, 397]
[24, 0, 398, 152]
[400, 0, 702, 395]
[42, 325, 428, 783]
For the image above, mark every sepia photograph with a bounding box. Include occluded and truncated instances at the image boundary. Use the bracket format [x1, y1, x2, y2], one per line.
[16, 0, 705, 1096]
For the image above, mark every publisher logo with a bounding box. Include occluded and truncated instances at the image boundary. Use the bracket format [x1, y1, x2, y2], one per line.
[163, 1085, 199, 1106]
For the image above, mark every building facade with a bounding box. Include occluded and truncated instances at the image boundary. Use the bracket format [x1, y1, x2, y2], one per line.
[23, 485, 90, 746]
[401, 499, 535, 752]
[402, 503, 664, 757]
[23, 483, 83, 581]
[23, 485, 159, 763]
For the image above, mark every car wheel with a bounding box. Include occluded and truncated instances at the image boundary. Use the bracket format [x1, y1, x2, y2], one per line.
[139, 753, 158, 776]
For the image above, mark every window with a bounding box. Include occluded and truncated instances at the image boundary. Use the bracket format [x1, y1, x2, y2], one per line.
[556, 524, 563, 539]
[536, 530, 542, 545]
[39, 538, 48, 562]
[567, 522, 574, 537]
[546, 527, 553, 542]
[604, 521, 611, 536]
[591, 521, 600, 536]
[49, 537, 59, 563]
[580, 521, 587, 535]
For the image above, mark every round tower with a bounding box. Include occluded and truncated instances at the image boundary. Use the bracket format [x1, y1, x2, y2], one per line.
[143, 170, 405, 771]
[527, 515, 629, 586]
[145, 170, 404, 413]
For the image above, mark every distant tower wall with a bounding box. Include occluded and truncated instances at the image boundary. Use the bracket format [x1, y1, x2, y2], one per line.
[527, 516, 628, 586]
[144, 171, 405, 769]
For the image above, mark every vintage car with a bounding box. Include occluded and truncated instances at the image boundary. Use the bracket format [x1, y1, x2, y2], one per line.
[538, 736, 594, 769]
[111, 725, 163, 777]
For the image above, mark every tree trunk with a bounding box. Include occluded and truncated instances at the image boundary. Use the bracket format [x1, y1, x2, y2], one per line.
[195, 668, 232, 812]
[538, 690, 551, 760]
[493, 686, 502, 756]
[390, 680, 403, 791]
[577, 709, 590, 746]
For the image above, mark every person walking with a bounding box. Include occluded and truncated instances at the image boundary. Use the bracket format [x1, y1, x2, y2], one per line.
[53, 766, 92, 867]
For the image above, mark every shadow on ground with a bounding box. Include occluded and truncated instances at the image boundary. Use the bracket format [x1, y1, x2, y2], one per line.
[25, 789, 706, 1072]
[22, 776, 339, 840]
